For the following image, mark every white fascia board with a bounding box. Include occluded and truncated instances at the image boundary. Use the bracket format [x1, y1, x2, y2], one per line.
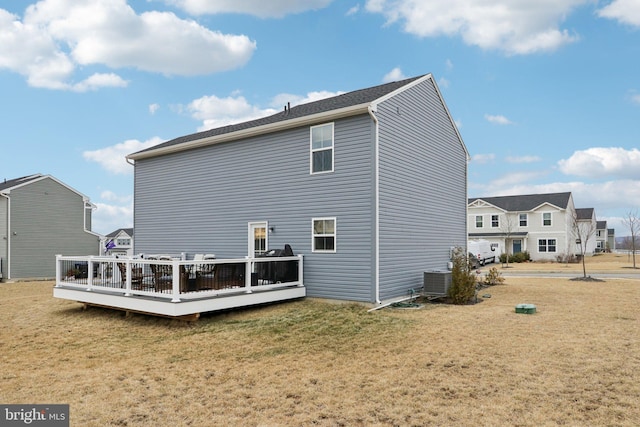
[127, 102, 372, 161]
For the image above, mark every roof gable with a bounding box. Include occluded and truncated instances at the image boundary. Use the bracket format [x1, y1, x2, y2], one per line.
[128, 73, 467, 161]
[468, 192, 572, 212]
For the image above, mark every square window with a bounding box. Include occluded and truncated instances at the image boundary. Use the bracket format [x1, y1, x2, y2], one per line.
[310, 123, 334, 174]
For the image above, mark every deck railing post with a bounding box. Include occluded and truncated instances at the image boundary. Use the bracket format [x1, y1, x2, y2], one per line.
[171, 259, 181, 302]
[87, 257, 94, 288]
[297, 254, 304, 286]
[123, 259, 132, 296]
[244, 256, 253, 293]
[55, 255, 62, 287]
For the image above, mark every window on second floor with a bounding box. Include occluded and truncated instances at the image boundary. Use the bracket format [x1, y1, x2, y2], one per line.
[310, 123, 334, 174]
[596, 230, 603, 237]
[475, 215, 483, 228]
[491, 215, 499, 228]
[543, 212, 552, 226]
[519, 213, 528, 227]
[117, 238, 131, 246]
[538, 238, 557, 252]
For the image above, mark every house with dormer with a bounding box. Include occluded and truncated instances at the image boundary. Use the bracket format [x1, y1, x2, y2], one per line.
[468, 192, 597, 261]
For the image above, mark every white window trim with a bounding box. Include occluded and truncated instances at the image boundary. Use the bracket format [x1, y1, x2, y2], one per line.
[310, 122, 335, 175]
[538, 238, 557, 253]
[542, 212, 552, 227]
[312, 217, 336, 253]
[519, 213, 528, 227]
[475, 215, 483, 228]
[491, 214, 499, 228]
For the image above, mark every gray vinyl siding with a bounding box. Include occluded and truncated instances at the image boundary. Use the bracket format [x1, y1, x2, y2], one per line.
[134, 114, 377, 302]
[0, 196, 7, 278]
[377, 79, 467, 300]
[8, 178, 99, 279]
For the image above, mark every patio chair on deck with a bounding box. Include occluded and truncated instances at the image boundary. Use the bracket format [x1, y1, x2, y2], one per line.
[117, 263, 144, 290]
[148, 258, 189, 293]
[196, 261, 244, 290]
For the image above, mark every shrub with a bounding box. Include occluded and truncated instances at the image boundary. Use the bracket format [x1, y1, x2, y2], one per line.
[448, 246, 477, 304]
[499, 251, 530, 263]
[482, 267, 505, 286]
[556, 253, 578, 263]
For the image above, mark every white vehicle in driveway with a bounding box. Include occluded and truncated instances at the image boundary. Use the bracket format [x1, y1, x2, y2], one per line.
[468, 240, 496, 266]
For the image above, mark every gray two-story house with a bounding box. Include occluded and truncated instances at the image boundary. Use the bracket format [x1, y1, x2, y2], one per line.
[127, 74, 469, 304]
[0, 174, 100, 280]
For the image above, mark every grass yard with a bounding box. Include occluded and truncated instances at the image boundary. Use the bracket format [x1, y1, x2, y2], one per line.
[1, 253, 639, 426]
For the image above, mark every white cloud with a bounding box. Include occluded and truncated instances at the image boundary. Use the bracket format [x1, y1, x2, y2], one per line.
[485, 114, 514, 125]
[438, 77, 450, 88]
[382, 67, 406, 83]
[506, 155, 542, 164]
[166, 0, 334, 17]
[188, 94, 279, 131]
[558, 147, 640, 179]
[83, 137, 165, 174]
[346, 4, 360, 16]
[364, 0, 584, 55]
[189, 90, 344, 131]
[445, 59, 454, 70]
[471, 153, 495, 164]
[149, 103, 160, 114]
[597, 0, 640, 27]
[0, 0, 256, 90]
[92, 200, 133, 235]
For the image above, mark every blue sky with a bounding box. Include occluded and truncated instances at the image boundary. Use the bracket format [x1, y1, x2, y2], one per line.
[1, 0, 639, 237]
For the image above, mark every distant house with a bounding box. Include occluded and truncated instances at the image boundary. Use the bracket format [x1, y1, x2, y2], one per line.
[0, 174, 100, 280]
[101, 228, 134, 257]
[126, 74, 469, 304]
[607, 228, 616, 252]
[468, 192, 598, 261]
[595, 220, 608, 252]
[575, 208, 598, 256]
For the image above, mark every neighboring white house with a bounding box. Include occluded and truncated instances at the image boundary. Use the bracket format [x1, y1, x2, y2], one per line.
[468, 192, 598, 261]
[101, 228, 134, 257]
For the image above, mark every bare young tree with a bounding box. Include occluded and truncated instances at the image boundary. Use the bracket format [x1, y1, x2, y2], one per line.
[499, 213, 517, 268]
[622, 210, 639, 269]
[571, 209, 597, 279]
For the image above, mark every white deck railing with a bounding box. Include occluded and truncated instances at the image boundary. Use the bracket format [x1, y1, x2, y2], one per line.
[55, 254, 304, 303]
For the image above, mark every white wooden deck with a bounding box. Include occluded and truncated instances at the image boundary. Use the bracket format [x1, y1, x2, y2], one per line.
[53, 255, 305, 319]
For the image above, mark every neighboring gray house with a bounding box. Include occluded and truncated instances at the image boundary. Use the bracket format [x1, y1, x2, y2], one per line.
[127, 74, 469, 304]
[468, 192, 598, 261]
[0, 174, 100, 280]
[101, 228, 134, 257]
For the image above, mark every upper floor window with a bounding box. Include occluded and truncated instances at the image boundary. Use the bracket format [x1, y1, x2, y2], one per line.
[117, 238, 131, 246]
[491, 215, 499, 228]
[310, 123, 334, 174]
[519, 213, 528, 227]
[542, 212, 552, 226]
[312, 218, 336, 253]
[475, 215, 483, 228]
[596, 230, 603, 237]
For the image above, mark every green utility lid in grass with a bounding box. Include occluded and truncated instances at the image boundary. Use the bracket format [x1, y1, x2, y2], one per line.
[515, 304, 536, 314]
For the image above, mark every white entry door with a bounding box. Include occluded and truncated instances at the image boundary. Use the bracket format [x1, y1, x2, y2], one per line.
[248, 222, 268, 257]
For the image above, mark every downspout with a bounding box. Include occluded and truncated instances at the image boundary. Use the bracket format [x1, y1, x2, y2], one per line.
[368, 106, 381, 304]
[1, 193, 10, 280]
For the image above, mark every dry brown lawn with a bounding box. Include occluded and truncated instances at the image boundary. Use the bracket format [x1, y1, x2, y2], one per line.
[1, 253, 639, 426]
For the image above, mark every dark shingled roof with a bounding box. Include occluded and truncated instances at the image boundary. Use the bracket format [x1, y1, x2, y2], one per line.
[134, 75, 426, 155]
[468, 192, 572, 212]
[105, 228, 134, 238]
[596, 220, 607, 229]
[0, 174, 43, 192]
[575, 207, 595, 220]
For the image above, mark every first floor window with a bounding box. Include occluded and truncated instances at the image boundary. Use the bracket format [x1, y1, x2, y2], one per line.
[538, 239, 557, 253]
[475, 215, 483, 228]
[313, 218, 336, 252]
[491, 215, 499, 228]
